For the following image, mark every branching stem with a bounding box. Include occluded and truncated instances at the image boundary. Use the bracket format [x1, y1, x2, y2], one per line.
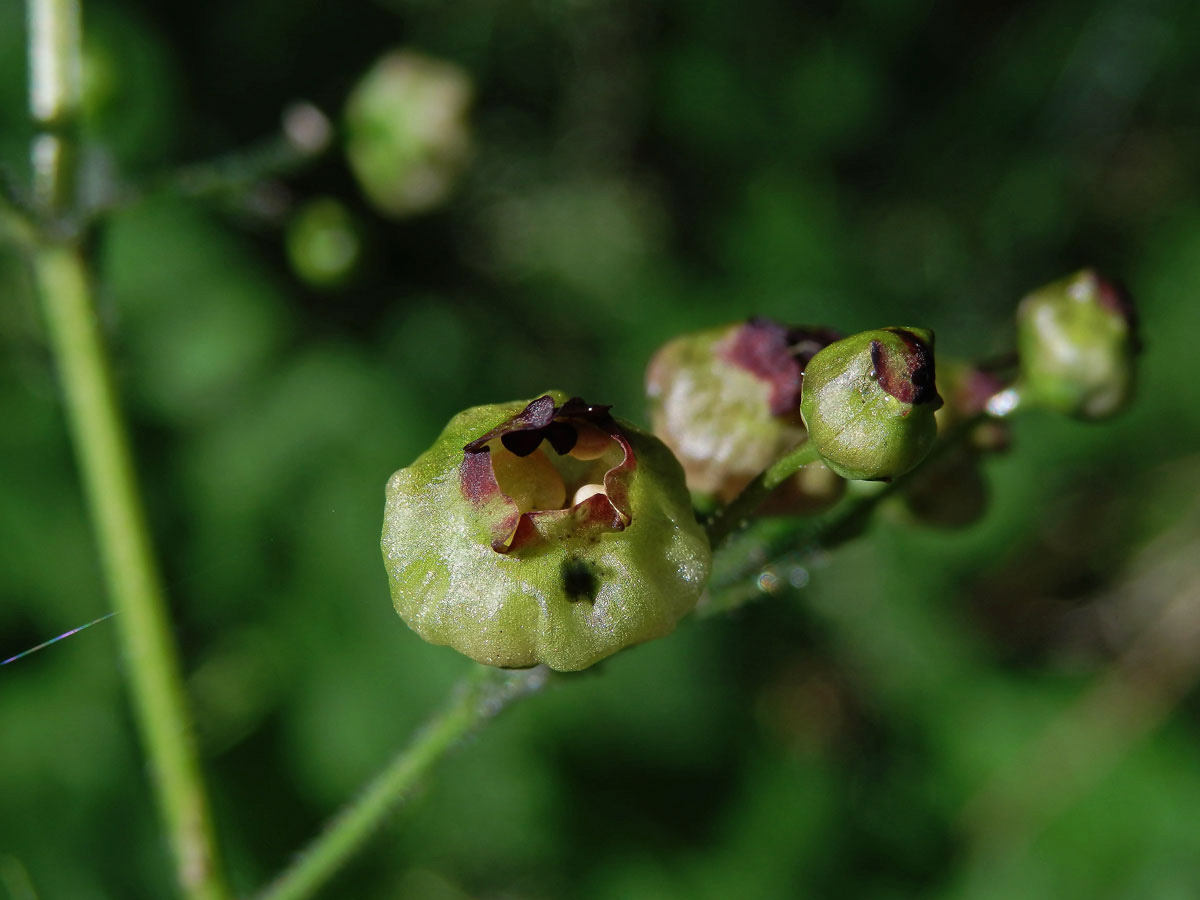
[708, 411, 993, 604]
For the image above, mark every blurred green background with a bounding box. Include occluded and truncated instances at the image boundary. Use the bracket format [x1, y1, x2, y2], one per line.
[3, 0, 1200, 897]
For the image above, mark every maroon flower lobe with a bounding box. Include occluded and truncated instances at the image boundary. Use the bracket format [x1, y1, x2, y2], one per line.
[871, 328, 939, 405]
[1088, 271, 1141, 352]
[718, 318, 841, 415]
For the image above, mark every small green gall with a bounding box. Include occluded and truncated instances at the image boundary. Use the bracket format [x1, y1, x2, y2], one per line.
[381, 392, 711, 672]
[1015, 269, 1138, 419]
[799, 327, 943, 480]
[646, 318, 844, 511]
[344, 50, 472, 218]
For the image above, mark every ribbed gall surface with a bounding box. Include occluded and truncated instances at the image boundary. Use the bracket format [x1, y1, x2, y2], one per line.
[381, 391, 712, 672]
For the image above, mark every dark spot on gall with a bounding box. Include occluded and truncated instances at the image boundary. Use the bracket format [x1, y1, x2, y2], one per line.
[561, 557, 599, 602]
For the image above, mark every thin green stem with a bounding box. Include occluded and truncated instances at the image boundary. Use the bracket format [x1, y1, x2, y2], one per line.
[96, 103, 333, 218]
[804, 411, 990, 551]
[705, 441, 823, 548]
[706, 411, 993, 611]
[256, 666, 550, 900]
[32, 244, 231, 900]
[27, 2, 229, 897]
[1, 201, 37, 248]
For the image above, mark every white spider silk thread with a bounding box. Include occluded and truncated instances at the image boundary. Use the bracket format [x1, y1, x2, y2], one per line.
[2, 611, 118, 666]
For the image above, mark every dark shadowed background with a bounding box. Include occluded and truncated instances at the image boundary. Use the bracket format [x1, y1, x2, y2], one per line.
[3, 0, 1200, 897]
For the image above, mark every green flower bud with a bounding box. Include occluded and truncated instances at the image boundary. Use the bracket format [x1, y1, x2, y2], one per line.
[646, 318, 844, 511]
[286, 197, 363, 289]
[1015, 269, 1138, 419]
[799, 327, 943, 480]
[344, 50, 472, 218]
[382, 392, 711, 672]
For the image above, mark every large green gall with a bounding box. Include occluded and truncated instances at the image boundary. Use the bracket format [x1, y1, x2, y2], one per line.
[382, 392, 711, 672]
[799, 327, 943, 480]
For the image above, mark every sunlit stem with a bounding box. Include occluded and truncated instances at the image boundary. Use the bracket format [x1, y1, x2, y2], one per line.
[26, 1, 230, 896]
[32, 244, 231, 900]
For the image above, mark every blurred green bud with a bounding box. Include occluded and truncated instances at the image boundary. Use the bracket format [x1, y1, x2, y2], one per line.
[1015, 269, 1138, 419]
[382, 392, 711, 672]
[800, 327, 943, 480]
[286, 197, 363, 289]
[646, 318, 844, 511]
[344, 50, 472, 218]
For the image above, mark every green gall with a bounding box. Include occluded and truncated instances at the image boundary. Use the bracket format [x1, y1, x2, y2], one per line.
[382, 392, 711, 672]
[1015, 269, 1138, 419]
[799, 327, 943, 480]
[646, 318, 844, 511]
[344, 50, 472, 218]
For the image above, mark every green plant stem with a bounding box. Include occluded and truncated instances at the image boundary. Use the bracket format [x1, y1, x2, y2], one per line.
[31, 244, 231, 900]
[256, 666, 550, 900]
[0, 201, 36, 248]
[804, 411, 991, 551]
[708, 411, 993, 606]
[96, 106, 333, 218]
[705, 441, 823, 548]
[27, 0, 80, 218]
[27, 2, 229, 896]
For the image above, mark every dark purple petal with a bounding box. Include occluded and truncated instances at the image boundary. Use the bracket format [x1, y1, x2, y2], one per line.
[501, 430, 546, 457]
[542, 421, 579, 456]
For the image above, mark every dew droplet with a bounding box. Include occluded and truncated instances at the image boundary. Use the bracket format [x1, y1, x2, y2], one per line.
[757, 568, 782, 595]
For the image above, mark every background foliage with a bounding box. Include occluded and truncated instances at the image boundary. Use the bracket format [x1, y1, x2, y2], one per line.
[3, 0, 1200, 897]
